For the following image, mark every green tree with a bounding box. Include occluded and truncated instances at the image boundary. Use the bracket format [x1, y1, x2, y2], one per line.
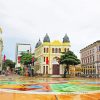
[3, 59, 15, 70]
[20, 53, 33, 65]
[60, 50, 80, 78]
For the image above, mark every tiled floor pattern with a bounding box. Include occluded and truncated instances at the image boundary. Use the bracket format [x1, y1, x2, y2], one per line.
[0, 92, 100, 100]
[0, 76, 100, 100]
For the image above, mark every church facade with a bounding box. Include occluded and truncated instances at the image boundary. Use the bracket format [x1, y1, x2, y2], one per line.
[34, 34, 70, 75]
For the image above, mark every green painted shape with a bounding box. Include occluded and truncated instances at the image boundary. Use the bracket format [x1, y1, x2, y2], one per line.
[50, 84, 100, 92]
[0, 81, 26, 85]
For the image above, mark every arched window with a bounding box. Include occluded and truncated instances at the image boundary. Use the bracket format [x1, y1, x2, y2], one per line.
[44, 48, 45, 53]
[59, 48, 61, 53]
[84, 69, 85, 74]
[47, 48, 49, 53]
[65, 48, 67, 52]
[55, 48, 57, 53]
[93, 56, 94, 62]
[44, 57, 45, 62]
[43, 66, 45, 74]
[52, 48, 54, 53]
[46, 66, 48, 74]
[88, 57, 89, 63]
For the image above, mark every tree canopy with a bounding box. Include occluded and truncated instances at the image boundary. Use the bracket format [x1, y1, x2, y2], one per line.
[20, 53, 33, 65]
[3, 59, 15, 70]
[60, 50, 80, 78]
[60, 51, 80, 65]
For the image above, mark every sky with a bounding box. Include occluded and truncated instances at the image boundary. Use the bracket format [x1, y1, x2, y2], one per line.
[0, 0, 100, 61]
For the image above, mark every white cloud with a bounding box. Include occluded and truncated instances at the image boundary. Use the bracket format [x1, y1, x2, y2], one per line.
[0, 0, 100, 60]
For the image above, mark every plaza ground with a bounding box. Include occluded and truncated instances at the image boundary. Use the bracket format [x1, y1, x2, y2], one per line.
[0, 75, 100, 100]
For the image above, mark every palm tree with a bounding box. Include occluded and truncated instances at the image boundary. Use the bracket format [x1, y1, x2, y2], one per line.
[60, 50, 80, 78]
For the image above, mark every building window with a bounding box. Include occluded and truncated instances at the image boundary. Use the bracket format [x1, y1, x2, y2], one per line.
[92, 49, 94, 53]
[59, 48, 61, 53]
[88, 57, 89, 63]
[90, 50, 91, 54]
[84, 59, 85, 64]
[97, 55, 99, 61]
[97, 46, 100, 52]
[52, 48, 54, 53]
[44, 57, 45, 62]
[47, 48, 49, 53]
[43, 66, 45, 74]
[90, 56, 91, 63]
[55, 48, 57, 53]
[65, 48, 67, 52]
[99, 55, 100, 61]
[86, 58, 87, 64]
[82, 59, 83, 64]
[84, 69, 85, 74]
[46, 66, 48, 74]
[44, 48, 45, 53]
[99, 46, 100, 51]
[86, 70, 87, 74]
[93, 56, 94, 62]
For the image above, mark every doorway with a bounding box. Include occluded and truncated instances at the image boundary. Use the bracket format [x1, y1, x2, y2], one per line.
[53, 64, 60, 75]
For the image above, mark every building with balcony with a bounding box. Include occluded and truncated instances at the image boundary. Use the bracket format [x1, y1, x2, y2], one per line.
[34, 34, 70, 75]
[80, 41, 100, 77]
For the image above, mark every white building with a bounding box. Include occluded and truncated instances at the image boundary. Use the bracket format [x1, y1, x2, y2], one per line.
[15, 43, 31, 68]
[0, 27, 3, 71]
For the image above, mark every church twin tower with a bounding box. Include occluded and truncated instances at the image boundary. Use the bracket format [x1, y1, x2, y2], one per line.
[35, 34, 70, 48]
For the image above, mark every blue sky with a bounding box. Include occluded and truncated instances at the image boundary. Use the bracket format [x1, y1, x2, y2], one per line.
[1, 0, 100, 61]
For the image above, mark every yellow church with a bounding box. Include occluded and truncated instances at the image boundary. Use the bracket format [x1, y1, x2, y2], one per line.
[34, 34, 70, 75]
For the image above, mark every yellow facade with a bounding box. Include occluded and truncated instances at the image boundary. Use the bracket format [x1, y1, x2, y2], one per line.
[34, 39, 70, 75]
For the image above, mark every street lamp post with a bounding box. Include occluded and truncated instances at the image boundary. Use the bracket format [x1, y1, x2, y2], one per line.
[3, 55, 6, 70]
[31, 57, 34, 76]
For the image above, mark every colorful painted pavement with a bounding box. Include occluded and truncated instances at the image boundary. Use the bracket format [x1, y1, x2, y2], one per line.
[0, 76, 100, 100]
